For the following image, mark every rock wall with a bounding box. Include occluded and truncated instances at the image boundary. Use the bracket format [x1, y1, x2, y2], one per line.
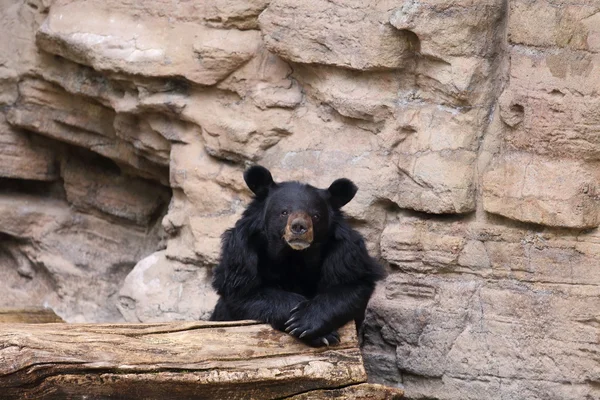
[1, 0, 599, 398]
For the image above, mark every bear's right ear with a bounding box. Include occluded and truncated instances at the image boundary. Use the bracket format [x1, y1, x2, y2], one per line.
[244, 165, 275, 197]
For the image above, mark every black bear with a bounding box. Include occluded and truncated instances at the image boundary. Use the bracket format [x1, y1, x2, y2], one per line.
[210, 166, 385, 346]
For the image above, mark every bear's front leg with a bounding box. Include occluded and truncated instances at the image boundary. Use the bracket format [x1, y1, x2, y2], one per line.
[284, 282, 375, 345]
[223, 288, 308, 332]
[283, 300, 337, 344]
[284, 302, 340, 347]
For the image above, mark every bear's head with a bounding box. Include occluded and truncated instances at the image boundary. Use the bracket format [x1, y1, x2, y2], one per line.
[244, 166, 357, 251]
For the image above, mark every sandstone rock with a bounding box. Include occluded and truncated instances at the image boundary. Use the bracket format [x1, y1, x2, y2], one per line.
[378, 215, 600, 285]
[395, 106, 484, 153]
[161, 191, 201, 266]
[508, 0, 600, 51]
[504, 45, 600, 98]
[118, 251, 218, 322]
[203, 0, 270, 30]
[365, 274, 600, 400]
[113, 113, 171, 166]
[499, 48, 600, 160]
[33, 52, 129, 110]
[8, 78, 116, 140]
[367, 215, 600, 398]
[189, 214, 240, 265]
[37, 1, 261, 85]
[0, 193, 71, 240]
[0, 71, 18, 106]
[61, 155, 170, 225]
[294, 65, 400, 124]
[0, 118, 57, 181]
[219, 47, 303, 110]
[483, 152, 600, 228]
[192, 29, 261, 83]
[165, 143, 248, 266]
[7, 79, 169, 183]
[389, 0, 506, 59]
[415, 55, 500, 108]
[259, 0, 417, 71]
[393, 149, 478, 214]
[183, 89, 294, 162]
[0, 0, 50, 82]
[380, 220, 466, 273]
[257, 101, 480, 216]
[0, 237, 59, 313]
[258, 104, 394, 221]
[0, 193, 164, 322]
[457, 240, 491, 270]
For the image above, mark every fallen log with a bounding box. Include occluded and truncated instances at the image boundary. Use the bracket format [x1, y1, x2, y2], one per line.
[0, 308, 64, 323]
[0, 320, 403, 399]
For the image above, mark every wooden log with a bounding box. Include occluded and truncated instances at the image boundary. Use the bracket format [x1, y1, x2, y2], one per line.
[0, 308, 64, 323]
[288, 383, 405, 399]
[0, 320, 403, 399]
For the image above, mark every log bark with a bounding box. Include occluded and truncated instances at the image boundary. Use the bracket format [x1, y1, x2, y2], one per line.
[0, 308, 64, 323]
[0, 320, 403, 399]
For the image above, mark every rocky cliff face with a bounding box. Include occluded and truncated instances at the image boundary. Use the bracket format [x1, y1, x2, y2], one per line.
[1, 0, 599, 398]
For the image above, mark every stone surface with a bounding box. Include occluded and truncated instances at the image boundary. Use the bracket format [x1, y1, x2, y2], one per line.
[61, 155, 170, 225]
[366, 215, 600, 399]
[203, 0, 270, 30]
[1, 0, 600, 398]
[498, 48, 600, 160]
[0, 193, 165, 322]
[390, 0, 506, 58]
[7, 78, 169, 183]
[0, 117, 58, 181]
[37, 0, 262, 85]
[182, 89, 295, 163]
[483, 152, 600, 228]
[118, 251, 217, 322]
[365, 273, 600, 400]
[508, 0, 600, 51]
[219, 47, 304, 110]
[259, 0, 417, 71]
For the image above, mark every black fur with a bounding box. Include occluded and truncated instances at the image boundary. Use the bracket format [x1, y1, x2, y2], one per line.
[210, 166, 385, 347]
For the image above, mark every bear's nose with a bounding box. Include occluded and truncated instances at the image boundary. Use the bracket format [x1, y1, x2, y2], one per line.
[290, 219, 308, 235]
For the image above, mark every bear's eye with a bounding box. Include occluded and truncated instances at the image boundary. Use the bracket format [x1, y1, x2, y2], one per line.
[281, 210, 288, 217]
[313, 213, 320, 221]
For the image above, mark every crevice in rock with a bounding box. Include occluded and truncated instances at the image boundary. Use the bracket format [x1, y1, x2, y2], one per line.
[400, 208, 477, 222]
[396, 29, 421, 58]
[317, 103, 387, 133]
[0, 177, 66, 199]
[483, 211, 591, 234]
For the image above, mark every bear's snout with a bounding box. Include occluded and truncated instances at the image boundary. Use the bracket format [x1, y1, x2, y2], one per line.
[291, 218, 308, 234]
[283, 212, 314, 250]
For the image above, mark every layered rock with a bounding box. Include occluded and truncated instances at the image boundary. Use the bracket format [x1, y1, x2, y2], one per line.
[37, 0, 262, 85]
[0, 117, 57, 181]
[483, 153, 600, 228]
[260, 0, 417, 70]
[0, 0, 171, 322]
[482, 0, 600, 230]
[0, 192, 165, 322]
[365, 215, 600, 399]
[1, 0, 599, 398]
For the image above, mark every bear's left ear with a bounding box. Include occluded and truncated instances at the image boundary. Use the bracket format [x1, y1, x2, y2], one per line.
[244, 165, 275, 197]
[327, 178, 358, 209]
